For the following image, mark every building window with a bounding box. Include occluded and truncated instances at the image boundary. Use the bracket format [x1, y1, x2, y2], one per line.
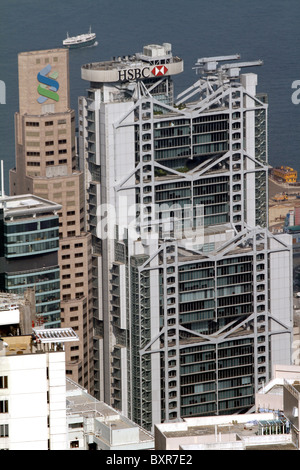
[0, 376, 8, 389]
[0, 400, 8, 413]
[0, 424, 9, 437]
[70, 440, 79, 448]
[26, 122, 39, 127]
[62, 264, 71, 270]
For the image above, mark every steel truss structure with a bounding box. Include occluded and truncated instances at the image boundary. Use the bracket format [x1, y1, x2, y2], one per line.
[79, 49, 293, 431]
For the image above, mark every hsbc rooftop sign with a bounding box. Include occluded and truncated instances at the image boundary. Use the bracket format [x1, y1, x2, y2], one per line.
[81, 59, 183, 84]
[118, 65, 169, 82]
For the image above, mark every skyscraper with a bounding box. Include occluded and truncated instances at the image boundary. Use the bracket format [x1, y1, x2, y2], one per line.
[79, 44, 293, 431]
[0, 194, 61, 328]
[10, 49, 94, 393]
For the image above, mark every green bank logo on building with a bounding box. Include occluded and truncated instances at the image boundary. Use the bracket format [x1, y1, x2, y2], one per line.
[37, 64, 59, 103]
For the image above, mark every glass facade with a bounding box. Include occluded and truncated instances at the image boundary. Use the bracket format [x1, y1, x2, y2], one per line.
[4, 217, 59, 257]
[0, 207, 61, 328]
[5, 267, 61, 326]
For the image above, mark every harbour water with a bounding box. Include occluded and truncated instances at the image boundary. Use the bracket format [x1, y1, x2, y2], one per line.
[1, 0, 300, 193]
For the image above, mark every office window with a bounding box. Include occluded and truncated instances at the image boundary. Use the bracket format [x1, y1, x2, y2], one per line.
[0, 376, 8, 389]
[0, 400, 8, 413]
[27, 152, 40, 156]
[0, 424, 8, 437]
[26, 122, 39, 127]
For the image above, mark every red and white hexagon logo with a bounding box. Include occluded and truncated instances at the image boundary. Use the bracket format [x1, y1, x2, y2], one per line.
[151, 65, 168, 77]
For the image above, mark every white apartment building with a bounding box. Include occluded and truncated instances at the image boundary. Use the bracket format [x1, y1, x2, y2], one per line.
[0, 326, 78, 450]
[0, 293, 154, 450]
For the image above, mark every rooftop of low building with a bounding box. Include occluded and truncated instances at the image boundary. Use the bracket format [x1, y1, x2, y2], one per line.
[0, 327, 79, 357]
[0, 194, 61, 218]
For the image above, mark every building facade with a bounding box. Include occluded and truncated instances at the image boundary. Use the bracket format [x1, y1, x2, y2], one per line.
[0, 195, 61, 328]
[0, 325, 79, 450]
[9, 49, 94, 393]
[78, 44, 293, 430]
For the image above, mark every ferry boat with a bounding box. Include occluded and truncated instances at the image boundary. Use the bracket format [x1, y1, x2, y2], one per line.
[63, 27, 96, 49]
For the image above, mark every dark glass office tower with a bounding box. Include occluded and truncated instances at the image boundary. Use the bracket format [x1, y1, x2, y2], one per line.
[79, 45, 293, 430]
[0, 195, 61, 328]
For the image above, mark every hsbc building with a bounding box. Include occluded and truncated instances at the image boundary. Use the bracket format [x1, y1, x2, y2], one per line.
[81, 43, 183, 84]
[78, 43, 289, 432]
[79, 43, 185, 424]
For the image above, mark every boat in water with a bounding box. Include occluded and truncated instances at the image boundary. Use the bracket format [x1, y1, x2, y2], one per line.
[63, 27, 96, 49]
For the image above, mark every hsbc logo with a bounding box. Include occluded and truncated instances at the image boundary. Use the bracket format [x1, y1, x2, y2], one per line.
[151, 65, 168, 77]
[118, 65, 169, 82]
